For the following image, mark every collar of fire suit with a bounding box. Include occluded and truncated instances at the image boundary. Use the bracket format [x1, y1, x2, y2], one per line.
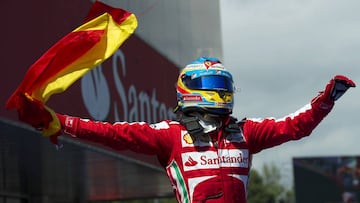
[198, 118, 220, 134]
[179, 112, 241, 137]
[180, 112, 223, 136]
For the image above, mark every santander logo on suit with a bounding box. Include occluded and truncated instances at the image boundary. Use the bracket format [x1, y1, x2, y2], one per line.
[182, 149, 249, 171]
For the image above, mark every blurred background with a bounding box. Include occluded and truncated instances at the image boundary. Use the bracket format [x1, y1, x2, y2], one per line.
[1, 0, 359, 202]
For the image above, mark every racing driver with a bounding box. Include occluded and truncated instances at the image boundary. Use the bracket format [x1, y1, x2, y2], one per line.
[21, 57, 356, 202]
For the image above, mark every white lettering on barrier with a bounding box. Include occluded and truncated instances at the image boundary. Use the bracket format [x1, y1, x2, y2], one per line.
[81, 49, 176, 123]
[81, 64, 110, 121]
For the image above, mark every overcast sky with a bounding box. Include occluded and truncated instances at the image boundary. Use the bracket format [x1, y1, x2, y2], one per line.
[220, 0, 360, 187]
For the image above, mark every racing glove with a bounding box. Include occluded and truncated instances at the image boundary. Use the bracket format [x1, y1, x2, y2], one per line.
[16, 93, 62, 145]
[312, 75, 356, 110]
[327, 75, 356, 101]
[17, 93, 53, 130]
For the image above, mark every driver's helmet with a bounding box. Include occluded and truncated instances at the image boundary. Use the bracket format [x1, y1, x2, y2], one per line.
[174, 57, 234, 115]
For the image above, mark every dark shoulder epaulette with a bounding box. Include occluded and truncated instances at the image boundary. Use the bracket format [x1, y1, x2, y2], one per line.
[178, 115, 204, 136]
[224, 116, 242, 133]
[239, 117, 246, 125]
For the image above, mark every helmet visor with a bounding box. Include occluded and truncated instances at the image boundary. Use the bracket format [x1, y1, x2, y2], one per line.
[183, 75, 234, 92]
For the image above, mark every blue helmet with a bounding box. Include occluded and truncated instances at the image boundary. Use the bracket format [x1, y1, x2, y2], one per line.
[175, 57, 234, 115]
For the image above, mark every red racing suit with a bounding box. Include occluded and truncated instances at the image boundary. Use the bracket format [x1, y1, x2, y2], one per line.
[57, 95, 333, 203]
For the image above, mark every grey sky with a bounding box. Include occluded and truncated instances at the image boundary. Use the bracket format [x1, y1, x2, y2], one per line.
[220, 0, 360, 187]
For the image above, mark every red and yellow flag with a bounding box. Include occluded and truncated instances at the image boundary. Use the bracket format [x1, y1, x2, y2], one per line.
[6, 1, 137, 140]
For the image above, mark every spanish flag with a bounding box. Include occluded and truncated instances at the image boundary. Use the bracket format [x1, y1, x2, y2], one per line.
[6, 1, 138, 142]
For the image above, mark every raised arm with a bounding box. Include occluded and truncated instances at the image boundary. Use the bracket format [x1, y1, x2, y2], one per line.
[243, 75, 355, 154]
[56, 113, 175, 157]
